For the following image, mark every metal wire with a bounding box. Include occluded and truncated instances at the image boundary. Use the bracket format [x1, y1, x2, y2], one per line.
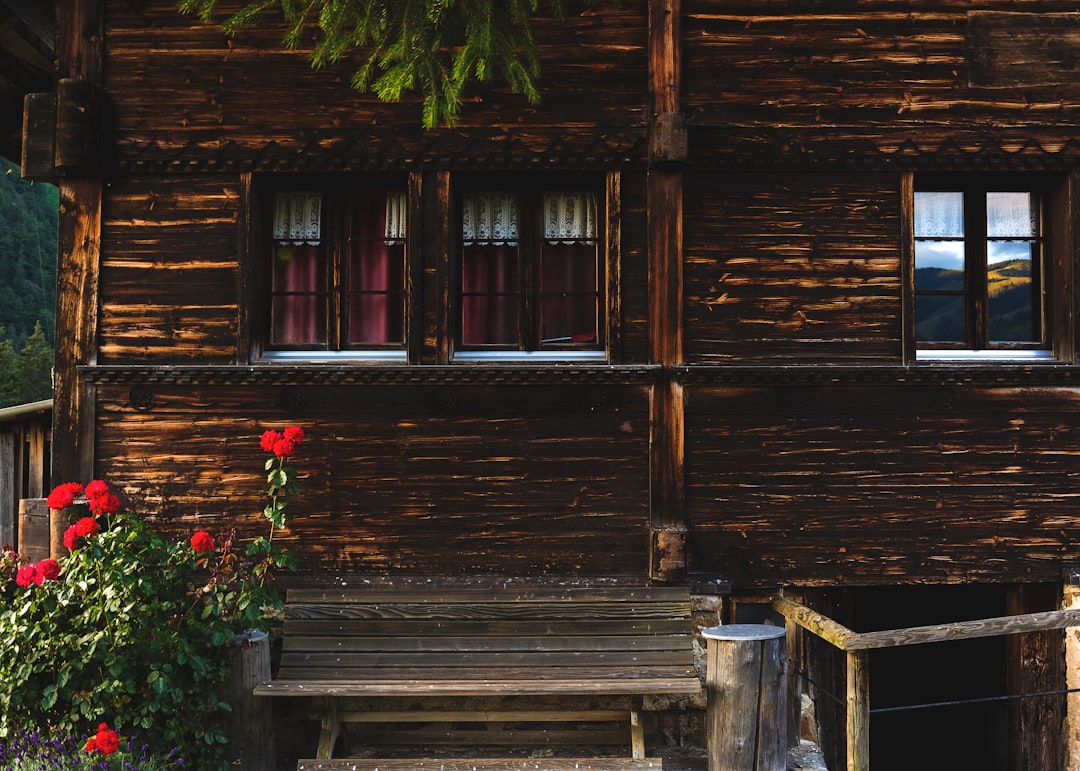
[791, 664, 1080, 715]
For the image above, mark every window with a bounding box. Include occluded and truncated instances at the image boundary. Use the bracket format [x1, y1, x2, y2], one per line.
[264, 183, 407, 358]
[914, 178, 1051, 359]
[456, 184, 604, 359]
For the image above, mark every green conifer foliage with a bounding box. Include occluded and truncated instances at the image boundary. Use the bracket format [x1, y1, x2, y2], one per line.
[17, 321, 52, 404]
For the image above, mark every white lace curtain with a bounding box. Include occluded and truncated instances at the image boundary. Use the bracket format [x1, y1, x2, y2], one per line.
[274, 191, 408, 245]
[915, 191, 1035, 239]
[384, 191, 407, 245]
[987, 192, 1035, 238]
[274, 192, 322, 245]
[462, 191, 596, 245]
[462, 193, 519, 245]
[544, 192, 596, 244]
[914, 192, 963, 238]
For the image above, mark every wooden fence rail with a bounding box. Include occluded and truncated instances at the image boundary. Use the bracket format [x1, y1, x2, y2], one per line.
[770, 595, 1080, 771]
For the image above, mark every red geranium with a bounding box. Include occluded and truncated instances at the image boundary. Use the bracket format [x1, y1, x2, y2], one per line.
[283, 425, 305, 444]
[90, 492, 121, 516]
[191, 530, 215, 553]
[84, 479, 109, 500]
[85, 722, 121, 756]
[259, 429, 280, 453]
[74, 516, 100, 537]
[63, 525, 79, 551]
[33, 559, 60, 585]
[14, 564, 35, 588]
[46, 482, 84, 510]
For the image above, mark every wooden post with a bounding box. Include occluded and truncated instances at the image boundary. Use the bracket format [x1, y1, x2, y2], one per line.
[1063, 571, 1080, 771]
[0, 434, 13, 548]
[226, 629, 275, 769]
[703, 624, 788, 771]
[18, 498, 50, 561]
[846, 650, 869, 771]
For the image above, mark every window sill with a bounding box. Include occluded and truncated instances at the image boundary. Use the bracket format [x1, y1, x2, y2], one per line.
[916, 350, 1057, 363]
[259, 350, 408, 363]
[453, 350, 609, 363]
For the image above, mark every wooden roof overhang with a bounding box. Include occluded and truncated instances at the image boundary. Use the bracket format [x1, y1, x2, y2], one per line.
[0, 0, 55, 163]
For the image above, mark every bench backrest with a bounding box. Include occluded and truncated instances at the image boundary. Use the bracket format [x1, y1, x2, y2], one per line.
[275, 584, 699, 694]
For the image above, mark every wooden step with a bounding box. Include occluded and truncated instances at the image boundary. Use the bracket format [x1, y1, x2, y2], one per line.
[297, 758, 663, 770]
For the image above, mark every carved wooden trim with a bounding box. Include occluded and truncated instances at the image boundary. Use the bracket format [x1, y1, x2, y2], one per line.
[674, 364, 1080, 387]
[79, 364, 663, 387]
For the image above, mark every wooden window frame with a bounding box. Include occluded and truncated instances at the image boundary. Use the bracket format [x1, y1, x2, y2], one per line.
[247, 173, 417, 362]
[451, 173, 614, 362]
[907, 172, 1076, 364]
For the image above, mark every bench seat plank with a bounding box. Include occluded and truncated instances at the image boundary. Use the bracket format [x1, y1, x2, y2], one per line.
[297, 759, 664, 770]
[255, 676, 701, 697]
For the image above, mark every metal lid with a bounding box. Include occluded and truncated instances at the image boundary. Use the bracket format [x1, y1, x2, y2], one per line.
[701, 623, 786, 641]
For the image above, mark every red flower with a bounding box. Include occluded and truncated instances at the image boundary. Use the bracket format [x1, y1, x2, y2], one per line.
[283, 425, 305, 444]
[15, 564, 35, 588]
[191, 530, 215, 553]
[63, 526, 79, 551]
[86, 723, 120, 756]
[260, 430, 281, 453]
[272, 437, 296, 458]
[74, 517, 100, 537]
[89, 492, 121, 516]
[84, 479, 110, 501]
[33, 559, 60, 584]
[46, 482, 84, 510]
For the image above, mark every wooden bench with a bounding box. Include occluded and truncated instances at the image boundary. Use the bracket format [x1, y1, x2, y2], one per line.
[254, 581, 701, 768]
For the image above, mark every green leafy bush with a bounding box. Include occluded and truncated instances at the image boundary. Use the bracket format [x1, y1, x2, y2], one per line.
[0, 426, 305, 769]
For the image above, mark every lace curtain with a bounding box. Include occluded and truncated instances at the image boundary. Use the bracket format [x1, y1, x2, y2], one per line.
[914, 192, 963, 238]
[384, 191, 407, 245]
[274, 192, 322, 245]
[916, 191, 1036, 239]
[462, 193, 519, 245]
[987, 193, 1035, 238]
[544, 192, 596, 244]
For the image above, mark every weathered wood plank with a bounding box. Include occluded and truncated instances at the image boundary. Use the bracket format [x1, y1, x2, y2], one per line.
[297, 759, 663, 770]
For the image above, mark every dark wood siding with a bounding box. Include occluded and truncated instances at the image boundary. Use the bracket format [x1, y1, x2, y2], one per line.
[99, 175, 240, 363]
[686, 385, 1080, 586]
[103, 0, 649, 168]
[683, 173, 902, 363]
[95, 383, 651, 576]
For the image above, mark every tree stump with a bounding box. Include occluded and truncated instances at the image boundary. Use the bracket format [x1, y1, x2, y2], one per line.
[703, 624, 788, 771]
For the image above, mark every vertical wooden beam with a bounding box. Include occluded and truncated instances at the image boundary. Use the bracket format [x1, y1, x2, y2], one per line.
[647, 0, 686, 582]
[1064, 570, 1080, 771]
[899, 172, 916, 365]
[27, 421, 46, 498]
[0, 433, 14, 548]
[846, 650, 869, 771]
[1007, 583, 1065, 771]
[52, 0, 104, 486]
[425, 171, 451, 365]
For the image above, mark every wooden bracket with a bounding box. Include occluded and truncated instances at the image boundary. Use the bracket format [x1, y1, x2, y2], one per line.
[649, 112, 687, 167]
[21, 78, 104, 181]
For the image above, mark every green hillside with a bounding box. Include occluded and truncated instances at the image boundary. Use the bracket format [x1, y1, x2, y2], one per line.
[915, 259, 1036, 344]
[0, 157, 57, 406]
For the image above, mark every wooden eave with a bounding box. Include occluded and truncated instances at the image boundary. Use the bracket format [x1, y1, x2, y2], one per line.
[0, 0, 55, 163]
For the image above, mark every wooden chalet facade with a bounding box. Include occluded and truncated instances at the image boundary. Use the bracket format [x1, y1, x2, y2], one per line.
[20, 0, 1080, 767]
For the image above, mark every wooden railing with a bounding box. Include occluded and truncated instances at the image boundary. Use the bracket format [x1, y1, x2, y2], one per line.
[771, 595, 1080, 771]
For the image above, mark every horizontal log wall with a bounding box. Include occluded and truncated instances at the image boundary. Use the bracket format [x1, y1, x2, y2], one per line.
[94, 383, 651, 576]
[683, 172, 902, 363]
[103, 0, 650, 168]
[99, 175, 240, 363]
[686, 385, 1080, 585]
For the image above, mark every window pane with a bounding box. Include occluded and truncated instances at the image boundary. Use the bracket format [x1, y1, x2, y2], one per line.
[346, 193, 405, 345]
[987, 241, 1036, 342]
[461, 244, 519, 345]
[915, 241, 965, 291]
[540, 242, 598, 344]
[271, 244, 327, 345]
[916, 294, 965, 343]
